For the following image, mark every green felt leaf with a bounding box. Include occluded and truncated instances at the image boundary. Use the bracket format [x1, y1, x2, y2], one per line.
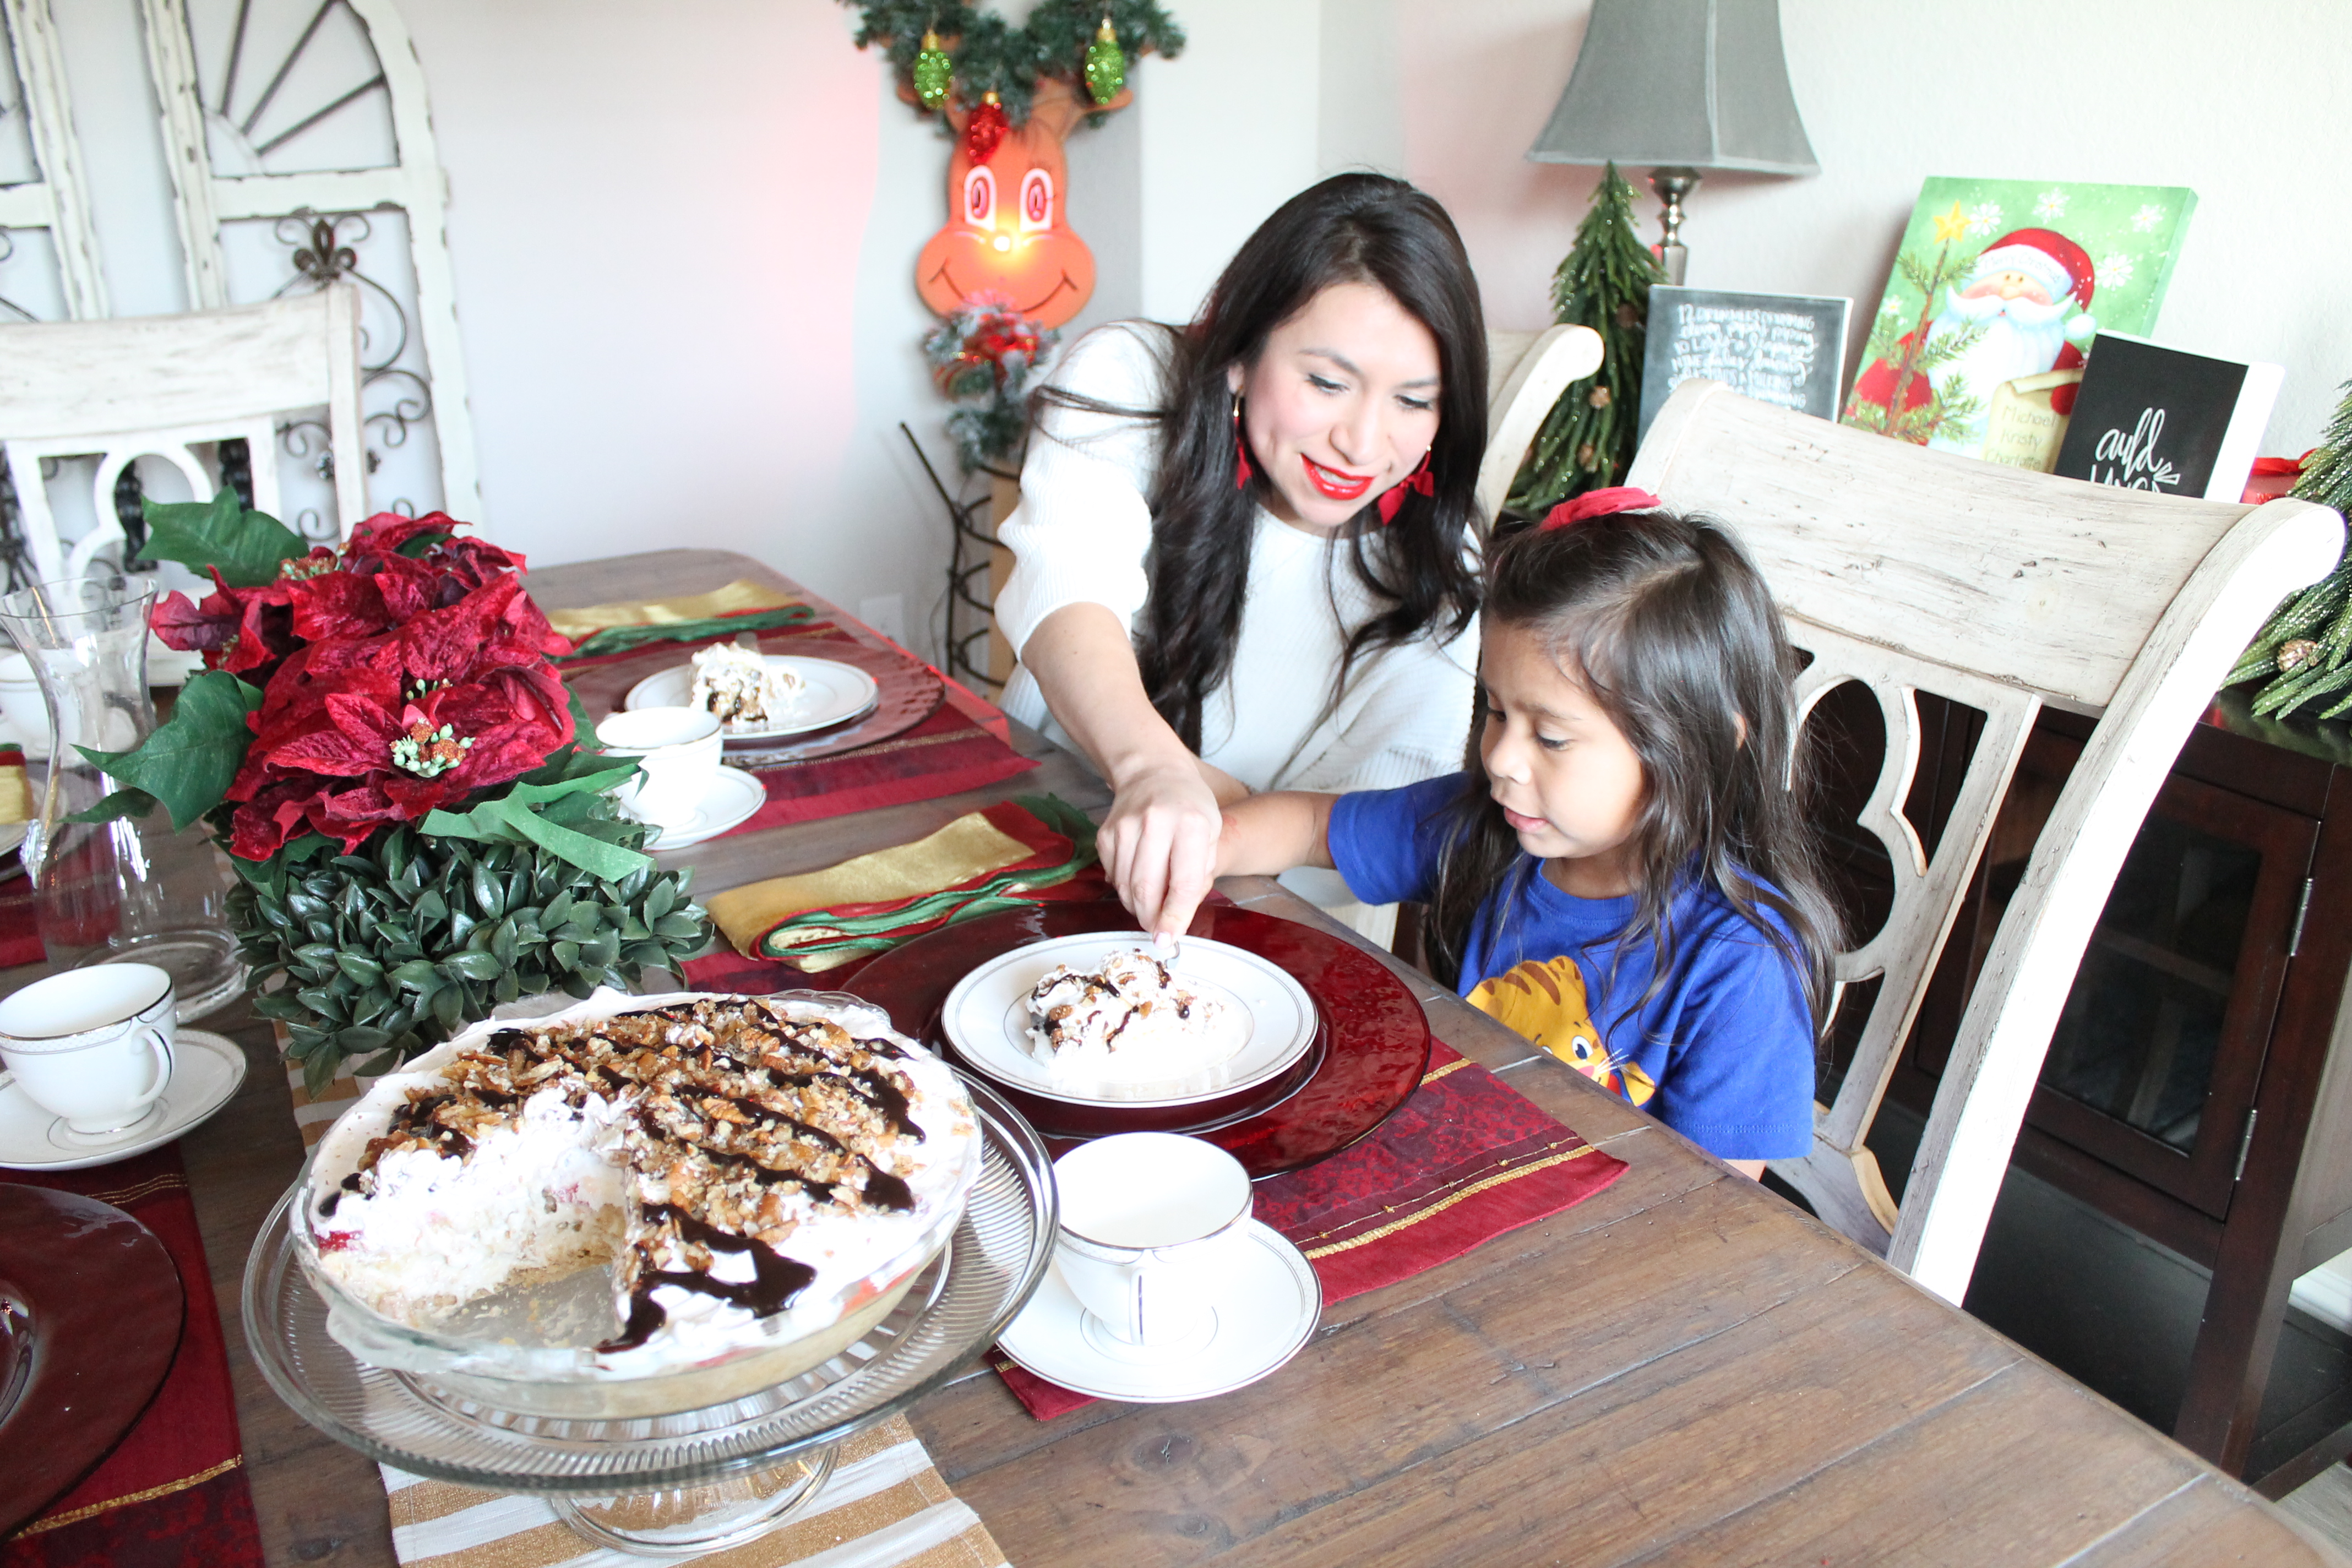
[75, 671, 263, 829]
[420, 765, 649, 881]
[135, 488, 308, 587]
[67, 786, 160, 825]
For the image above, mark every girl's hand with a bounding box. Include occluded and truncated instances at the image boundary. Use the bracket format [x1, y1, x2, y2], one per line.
[1099, 758, 1225, 940]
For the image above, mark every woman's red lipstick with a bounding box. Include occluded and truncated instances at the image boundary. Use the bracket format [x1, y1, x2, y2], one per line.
[1302, 455, 1374, 501]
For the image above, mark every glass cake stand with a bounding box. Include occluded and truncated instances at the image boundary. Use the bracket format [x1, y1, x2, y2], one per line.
[243, 1076, 1055, 1559]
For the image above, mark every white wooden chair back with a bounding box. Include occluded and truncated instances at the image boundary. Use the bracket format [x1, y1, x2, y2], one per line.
[0, 285, 365, 583]
[1628, 379, 2344, 1303]
[1481, 325, 1604, 527]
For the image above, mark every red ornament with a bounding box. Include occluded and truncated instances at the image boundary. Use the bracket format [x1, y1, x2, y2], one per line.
[963, 94, 1009, 165]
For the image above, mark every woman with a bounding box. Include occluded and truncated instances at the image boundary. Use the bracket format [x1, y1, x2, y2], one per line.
[995, 173, 1489, 939]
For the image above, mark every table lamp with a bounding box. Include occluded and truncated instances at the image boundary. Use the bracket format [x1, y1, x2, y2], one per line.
[1526, 0, 1817, 284]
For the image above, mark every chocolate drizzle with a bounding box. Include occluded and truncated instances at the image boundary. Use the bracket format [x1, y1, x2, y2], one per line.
[596, 1202, 818, 1353]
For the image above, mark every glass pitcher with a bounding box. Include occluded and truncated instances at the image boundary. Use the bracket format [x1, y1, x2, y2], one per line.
[0, 574, 245, 1020]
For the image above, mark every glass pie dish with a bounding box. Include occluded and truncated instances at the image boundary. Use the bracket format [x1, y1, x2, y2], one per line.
[289, 989, 983, 1419]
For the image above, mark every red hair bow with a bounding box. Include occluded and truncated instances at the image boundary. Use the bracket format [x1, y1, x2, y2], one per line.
[1376, 449, 1436, 524]
[1541, 486, 1660, 530]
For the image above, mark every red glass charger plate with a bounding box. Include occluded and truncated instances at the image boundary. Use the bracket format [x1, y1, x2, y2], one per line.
[0, 1184, 184, 1534]
[842, 903, 1432, 1178]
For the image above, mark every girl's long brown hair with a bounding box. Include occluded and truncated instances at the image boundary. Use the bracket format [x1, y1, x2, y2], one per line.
[1424, 511, 1842, 1039]
[1033, 173, 1487, 749]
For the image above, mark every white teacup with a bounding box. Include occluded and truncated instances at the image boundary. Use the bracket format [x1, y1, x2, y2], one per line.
[596, 707, 723, 831]
[1052, 1133, 1254, 1352]
[0, 962, 177, 1136]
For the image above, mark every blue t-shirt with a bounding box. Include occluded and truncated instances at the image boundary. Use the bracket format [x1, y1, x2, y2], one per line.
[1329, 775, 1815, 1161]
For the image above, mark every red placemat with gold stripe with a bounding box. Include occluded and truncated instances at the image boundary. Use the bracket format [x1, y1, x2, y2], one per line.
[992, 1041, 1627, 1419]
[1, 1147, 264, 1567]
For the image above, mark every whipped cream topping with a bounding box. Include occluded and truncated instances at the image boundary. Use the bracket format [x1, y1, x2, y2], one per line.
[307, 989, 975, 1373]
[1024, 949, 1234, 1090]
[689, 644, 803, 729]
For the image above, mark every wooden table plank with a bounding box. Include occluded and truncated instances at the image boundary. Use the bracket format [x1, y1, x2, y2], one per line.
[2073, 1474, 2349, 1566]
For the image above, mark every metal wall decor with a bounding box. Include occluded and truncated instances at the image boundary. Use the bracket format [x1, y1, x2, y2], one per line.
[0, 0, 477, 575]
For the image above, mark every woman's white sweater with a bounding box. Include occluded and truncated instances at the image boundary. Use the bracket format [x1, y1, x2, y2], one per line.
[994, 322, 1479, 795]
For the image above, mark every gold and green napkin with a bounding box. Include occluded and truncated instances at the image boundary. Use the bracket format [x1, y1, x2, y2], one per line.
[704, 796, 1101, 972]
[545, 579, 815, 658]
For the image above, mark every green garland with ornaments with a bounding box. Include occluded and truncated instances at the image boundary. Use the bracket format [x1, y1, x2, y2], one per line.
[844, 1, 1185, 129]
[2227, 379, 2352, 718]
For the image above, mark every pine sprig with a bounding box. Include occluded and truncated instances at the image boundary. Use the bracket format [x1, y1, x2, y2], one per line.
[846, 1, 1183, 127]
[1504, 164, 1665, 524]
[2230, 379, 2352, 717]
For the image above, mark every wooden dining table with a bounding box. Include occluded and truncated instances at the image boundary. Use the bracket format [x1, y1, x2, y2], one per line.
[122, 549, 2344, 1565]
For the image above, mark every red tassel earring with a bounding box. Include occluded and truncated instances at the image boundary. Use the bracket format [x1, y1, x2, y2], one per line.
[1376, 447, 1436, 524]
[1232, 394, 1254, 491]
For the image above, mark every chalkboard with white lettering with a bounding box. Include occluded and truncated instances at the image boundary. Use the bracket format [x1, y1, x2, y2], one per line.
[2050, 333, 2283, 502]
[1637, 287, 1852, 443]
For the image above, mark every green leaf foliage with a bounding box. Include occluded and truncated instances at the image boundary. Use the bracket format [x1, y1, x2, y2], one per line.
[2230, 378, 2352, 717]
[419, 763, 650, 881]
[1504, 164, 1667, 524]
[134, 487, 308, 587]
[239, 802, 714, 1085]
[75, 671, 263, 829]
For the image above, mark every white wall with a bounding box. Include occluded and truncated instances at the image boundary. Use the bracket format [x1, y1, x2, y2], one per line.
[1385, 0, 2352, 455]
[1137, 0, 1321, 323]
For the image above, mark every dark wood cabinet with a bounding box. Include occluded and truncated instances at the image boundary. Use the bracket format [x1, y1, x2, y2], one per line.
[1880, 695, 2352, 1494]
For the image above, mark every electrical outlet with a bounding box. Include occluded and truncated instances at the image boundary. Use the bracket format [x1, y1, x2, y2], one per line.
[858, 593, 906, 645]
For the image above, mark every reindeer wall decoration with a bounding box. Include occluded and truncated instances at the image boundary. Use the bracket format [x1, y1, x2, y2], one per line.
[846, 1, 1185, 332]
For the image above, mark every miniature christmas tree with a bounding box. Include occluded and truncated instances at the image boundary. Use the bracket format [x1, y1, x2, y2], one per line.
[1505, 164, 1665, 523]
[2227, 379, 2352, 717]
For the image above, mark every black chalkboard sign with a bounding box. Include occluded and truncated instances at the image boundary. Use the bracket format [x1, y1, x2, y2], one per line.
[1638, 287, 1852, 442]
[2051, 333, 2283, 502]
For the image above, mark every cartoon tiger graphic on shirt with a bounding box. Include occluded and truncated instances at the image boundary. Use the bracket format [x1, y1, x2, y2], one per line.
[1467, 955, 1658, 1108]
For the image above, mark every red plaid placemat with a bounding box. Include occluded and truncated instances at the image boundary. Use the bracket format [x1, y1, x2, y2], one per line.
[992, 1041, 1627, 1420]
[728, 701, 1038, 835]
[2, 1148, 264, 1567]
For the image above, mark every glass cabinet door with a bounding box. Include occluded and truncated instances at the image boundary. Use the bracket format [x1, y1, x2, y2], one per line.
[1941, 728, 2317, 1218]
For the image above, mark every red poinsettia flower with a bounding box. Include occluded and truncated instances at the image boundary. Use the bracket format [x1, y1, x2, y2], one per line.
[224, 647, 573, 857]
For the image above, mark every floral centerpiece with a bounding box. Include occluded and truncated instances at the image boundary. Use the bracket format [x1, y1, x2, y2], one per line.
[84, 492, 712, 1091]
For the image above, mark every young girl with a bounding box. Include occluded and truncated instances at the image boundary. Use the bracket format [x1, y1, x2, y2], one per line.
[1210, 491, 1841, 1174]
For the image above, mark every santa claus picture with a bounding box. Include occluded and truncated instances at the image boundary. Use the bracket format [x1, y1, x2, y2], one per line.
[1919, 229, 2099, 451]
[1844, 178, 2197, 464]
[1853, 228, 2099, 453]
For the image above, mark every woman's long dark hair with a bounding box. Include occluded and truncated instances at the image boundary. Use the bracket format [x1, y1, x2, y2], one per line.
[1425, 511, 1843, 1038]
[1036, 173, 1488, 750]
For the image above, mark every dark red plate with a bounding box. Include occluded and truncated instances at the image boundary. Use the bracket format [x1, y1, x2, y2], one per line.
[0, 1184, 183, 1535]
[843, 903, 1432, 1178]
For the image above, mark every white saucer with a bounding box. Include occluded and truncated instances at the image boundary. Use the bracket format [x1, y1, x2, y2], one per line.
[624, 655, 881, 740]
[639, 766, 764, 851]
[997, 1220, 1322, 1402]
[0, 1027, 248, 1170]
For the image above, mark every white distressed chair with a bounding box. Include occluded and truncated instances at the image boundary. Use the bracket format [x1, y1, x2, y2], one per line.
[1481, 325, 1604, 526]
[0, 285, 366, 582]
[1627, 378, 2344, 1304]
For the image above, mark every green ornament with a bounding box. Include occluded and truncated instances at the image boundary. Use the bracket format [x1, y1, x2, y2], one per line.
[913, 28, 952, 110]
[1084, 17, 1125, 105]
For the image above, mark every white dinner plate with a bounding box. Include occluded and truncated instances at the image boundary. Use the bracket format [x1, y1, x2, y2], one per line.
[997, 1221, 1321, 1403]
[0, 823, 25, 859]
[0, 1028, 248, 1170]
[624, 655, 880, 740]
[638, 766, 764, 851]
[941, 933, 1317, 1107]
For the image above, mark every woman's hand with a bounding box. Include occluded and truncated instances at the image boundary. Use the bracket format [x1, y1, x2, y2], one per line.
[1099, 756, 1228, 939]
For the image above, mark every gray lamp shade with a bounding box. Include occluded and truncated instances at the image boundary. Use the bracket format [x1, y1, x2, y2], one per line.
[1527, 0, 1817, 176]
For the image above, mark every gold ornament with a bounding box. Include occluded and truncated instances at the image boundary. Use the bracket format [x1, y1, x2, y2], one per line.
[2279, 638, 2321, 673]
